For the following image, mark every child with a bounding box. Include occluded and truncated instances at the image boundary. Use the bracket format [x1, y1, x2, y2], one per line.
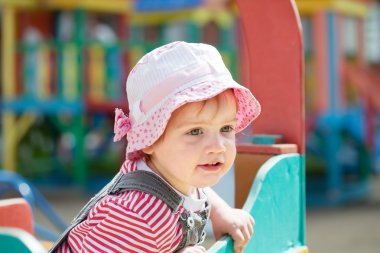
[51, 41, 261, 253]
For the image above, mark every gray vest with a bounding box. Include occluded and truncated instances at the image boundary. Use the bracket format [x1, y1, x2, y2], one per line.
[49, 170, 210, 252]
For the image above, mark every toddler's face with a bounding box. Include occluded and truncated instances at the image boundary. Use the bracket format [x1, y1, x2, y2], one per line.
[143, 90, 237, 195]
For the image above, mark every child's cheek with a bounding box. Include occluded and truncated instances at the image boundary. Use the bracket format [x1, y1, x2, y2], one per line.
[182, 135, 202, 145]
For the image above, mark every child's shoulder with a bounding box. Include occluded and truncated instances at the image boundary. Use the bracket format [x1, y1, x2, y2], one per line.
[78, 189, 182, 251]
[96, 190, 178, 233]
[100, 158, 176, 219]
[108, 159, 182, 219]
[107, 189, 172, 213]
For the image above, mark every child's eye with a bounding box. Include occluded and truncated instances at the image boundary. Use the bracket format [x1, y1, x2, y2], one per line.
[221, 125, 234, 132]
[188, 129, 203, 135]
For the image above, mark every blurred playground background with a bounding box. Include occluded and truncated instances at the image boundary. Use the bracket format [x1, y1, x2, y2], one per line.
[0, 0, 380, 252]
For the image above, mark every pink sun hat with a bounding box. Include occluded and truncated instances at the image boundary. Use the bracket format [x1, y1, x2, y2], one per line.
[113, 41, 261, 160]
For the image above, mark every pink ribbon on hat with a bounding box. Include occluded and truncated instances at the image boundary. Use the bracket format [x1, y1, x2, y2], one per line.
[113, 108, 131, 142]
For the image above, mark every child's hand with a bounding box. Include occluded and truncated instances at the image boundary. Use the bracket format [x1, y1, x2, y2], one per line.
[176, 245, 206, 253]
[212, 207, 254, 253]
[204, 188, 254, 253]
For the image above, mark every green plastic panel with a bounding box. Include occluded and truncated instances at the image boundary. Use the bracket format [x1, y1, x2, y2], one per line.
[208, 154, 306, 253]
[0, 228, 47, 253]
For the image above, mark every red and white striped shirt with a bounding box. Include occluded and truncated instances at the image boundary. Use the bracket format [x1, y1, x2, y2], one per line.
[57, 159, 207, 253]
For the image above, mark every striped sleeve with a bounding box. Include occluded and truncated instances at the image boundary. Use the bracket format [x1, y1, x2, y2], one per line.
[56, 241, 72, 253]
[68, 191, 182, 253]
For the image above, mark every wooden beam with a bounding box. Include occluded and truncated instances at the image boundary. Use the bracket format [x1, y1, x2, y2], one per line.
[0, 0, 132, 13]
[296, 0, 369, 17]
[45, 0, 131, 13]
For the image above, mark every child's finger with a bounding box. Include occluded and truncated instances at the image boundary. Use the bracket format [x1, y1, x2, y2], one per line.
[230, 225, 245, 242]
[247, 219, 254, 237]
[234, 244, 246, 253]
[233, 223, 255, 252]
[249, 215, 255, 227]
[246, 214, 255, 238]
[231, 227, 248, 251]
[241, 224, 252, 244]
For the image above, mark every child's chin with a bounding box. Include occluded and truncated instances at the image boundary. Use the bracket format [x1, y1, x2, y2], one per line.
[197, 176, 222, 188]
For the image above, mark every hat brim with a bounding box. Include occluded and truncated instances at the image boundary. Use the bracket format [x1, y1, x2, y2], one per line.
[126, 80, 260, 159]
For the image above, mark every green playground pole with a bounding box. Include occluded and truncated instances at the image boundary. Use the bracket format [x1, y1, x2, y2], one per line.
[72, 9, 87, 186]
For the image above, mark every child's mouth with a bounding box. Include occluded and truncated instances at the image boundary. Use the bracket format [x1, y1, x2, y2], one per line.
[198, 162, 223, 172]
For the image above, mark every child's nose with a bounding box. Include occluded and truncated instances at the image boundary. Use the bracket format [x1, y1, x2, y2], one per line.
[206, 134, 226, 154]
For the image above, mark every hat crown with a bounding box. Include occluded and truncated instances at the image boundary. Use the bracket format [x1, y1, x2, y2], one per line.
[119, 41, 260, 160]
[126, 41, 229, 114]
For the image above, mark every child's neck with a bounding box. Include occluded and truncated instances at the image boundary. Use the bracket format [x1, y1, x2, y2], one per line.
[145, 159, 197, 197]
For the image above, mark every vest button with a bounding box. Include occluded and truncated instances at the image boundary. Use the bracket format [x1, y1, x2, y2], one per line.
[198, 230, 206, 244]
[187, 217, 195, 228]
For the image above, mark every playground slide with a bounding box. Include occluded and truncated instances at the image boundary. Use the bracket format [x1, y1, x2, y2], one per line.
[208, 154, 307, 253]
